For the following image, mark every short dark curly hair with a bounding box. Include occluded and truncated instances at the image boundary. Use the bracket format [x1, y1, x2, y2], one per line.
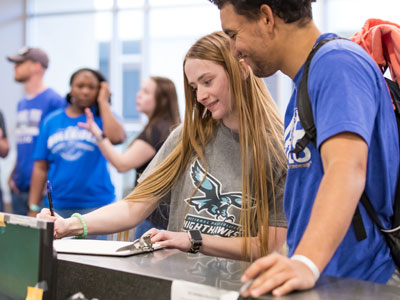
[209, 0, 316, 24]
[66, 68, 109, 115]
[66, 68, 107, 105]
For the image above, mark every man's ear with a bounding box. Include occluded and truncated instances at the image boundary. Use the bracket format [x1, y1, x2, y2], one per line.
[31, 61, 44, 74]
[239, 59, 250, 80]
[260, 4, 275, 32]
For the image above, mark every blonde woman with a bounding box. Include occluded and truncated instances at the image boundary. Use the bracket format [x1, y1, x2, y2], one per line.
[38, 32, 287, 260]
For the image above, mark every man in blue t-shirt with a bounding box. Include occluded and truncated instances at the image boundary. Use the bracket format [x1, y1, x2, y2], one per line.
[210, 0, 400, 297]
[6, 47, 65, 216]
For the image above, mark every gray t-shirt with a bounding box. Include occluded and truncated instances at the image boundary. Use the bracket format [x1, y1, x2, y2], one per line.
[139, 123, 287, 237]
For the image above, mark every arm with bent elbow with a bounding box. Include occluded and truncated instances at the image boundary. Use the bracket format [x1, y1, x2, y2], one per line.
[96, 82, 126, 144]
[79, 108, 156, 172]
[0, 128, 9, 157]
[241, 132, 368, 297]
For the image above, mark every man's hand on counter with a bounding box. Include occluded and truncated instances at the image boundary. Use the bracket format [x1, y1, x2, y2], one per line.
[240, 252, 317, 297]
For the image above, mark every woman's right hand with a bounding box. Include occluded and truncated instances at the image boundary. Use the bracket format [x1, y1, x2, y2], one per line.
[78, 107, 103, 138]
[37, 208, 69, 239]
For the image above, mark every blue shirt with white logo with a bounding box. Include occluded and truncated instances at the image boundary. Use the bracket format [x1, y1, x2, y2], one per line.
[284, 33, 398, 283]
[33, 108, 115, 209]
[13, 88, 64, 190]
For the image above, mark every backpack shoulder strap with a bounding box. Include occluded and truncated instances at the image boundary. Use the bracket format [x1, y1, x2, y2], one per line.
[384, 78, 400, 229]
[291, 37, 344, 158]
[361, 79, 400, 231]
[292, 36, 369, 241]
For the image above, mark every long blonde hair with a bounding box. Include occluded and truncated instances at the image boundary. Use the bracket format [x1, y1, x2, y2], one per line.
[125, 31, 286, 259]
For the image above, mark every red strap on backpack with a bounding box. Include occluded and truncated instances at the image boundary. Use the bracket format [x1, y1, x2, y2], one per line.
[350, 18, 400, 87]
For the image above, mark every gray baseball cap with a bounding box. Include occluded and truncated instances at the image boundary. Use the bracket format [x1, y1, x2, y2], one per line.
[7, 47, 49, 69]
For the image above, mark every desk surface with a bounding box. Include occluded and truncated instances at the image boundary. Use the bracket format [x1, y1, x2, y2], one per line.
[57, 249, 400, 300]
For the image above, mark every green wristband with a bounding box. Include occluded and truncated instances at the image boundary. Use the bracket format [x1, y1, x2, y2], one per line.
[71, 213, 88, 239]
[29, 204, 41, 212]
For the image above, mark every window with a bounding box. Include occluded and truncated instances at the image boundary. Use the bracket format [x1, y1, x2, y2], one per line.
[117, 0, 145, 9]
[324, 0, 400, 36]
[25, 0, 293, 198]
[27, 0, 113, 14]
[122, 64, 141, 120]
[118, 10, 143, 121]
[26, 11, 112, 96]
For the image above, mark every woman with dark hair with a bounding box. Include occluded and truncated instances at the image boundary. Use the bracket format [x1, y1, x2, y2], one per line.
[28, 68, 126, 232]
[79, 76, 181, 237]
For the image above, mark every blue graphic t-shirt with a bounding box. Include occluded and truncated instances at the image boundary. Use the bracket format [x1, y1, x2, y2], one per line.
[33, 109, 115, 209]
[13, 88, 65, 190]
[284, 33, 398, 283]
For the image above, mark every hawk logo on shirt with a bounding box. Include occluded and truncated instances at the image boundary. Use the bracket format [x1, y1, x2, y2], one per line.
[185, 160, 242, 222]
[285, 108, 312, 168]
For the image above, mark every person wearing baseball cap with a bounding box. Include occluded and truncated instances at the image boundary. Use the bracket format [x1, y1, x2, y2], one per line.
[6, 46, 65, 216]
[7, 47, 49, 69]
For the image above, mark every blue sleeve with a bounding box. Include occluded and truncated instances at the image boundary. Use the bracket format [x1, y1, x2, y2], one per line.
[309, 48, 380, 148]
[33, 118, 50, 161]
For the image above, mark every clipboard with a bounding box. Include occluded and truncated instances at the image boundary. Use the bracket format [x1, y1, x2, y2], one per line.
[54, 235, 164, 257]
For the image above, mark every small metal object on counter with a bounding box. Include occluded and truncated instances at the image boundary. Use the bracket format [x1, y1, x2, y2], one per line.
[116, 234, 154, 253]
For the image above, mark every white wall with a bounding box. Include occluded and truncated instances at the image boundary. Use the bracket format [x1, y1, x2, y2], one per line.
[148, 4, 221, 119]
[26, 12, 104, 97]
[325, 0, 400, 35]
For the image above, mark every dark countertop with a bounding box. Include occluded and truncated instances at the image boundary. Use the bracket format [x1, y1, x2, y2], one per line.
[56, 249, 400, 300]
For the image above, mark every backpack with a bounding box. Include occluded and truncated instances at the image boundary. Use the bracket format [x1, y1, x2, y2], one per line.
[292, 37, 400, 270]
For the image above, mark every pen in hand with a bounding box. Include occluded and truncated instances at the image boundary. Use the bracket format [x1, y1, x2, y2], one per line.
[47, 180, 55, 216]
[239, 273, 261, 299]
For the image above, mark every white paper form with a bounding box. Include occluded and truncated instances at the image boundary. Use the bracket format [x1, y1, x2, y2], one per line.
[171, 280, 239, 300]
[54, 239, 163, 256]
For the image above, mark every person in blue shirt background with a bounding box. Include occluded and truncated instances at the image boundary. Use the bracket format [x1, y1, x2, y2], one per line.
[28, 68, 126, 235]
[6, 47, 65, 215]
[210, 0, 400, 297]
